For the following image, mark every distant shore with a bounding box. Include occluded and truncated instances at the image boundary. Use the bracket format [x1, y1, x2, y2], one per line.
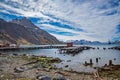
[0, 52, 120, 80]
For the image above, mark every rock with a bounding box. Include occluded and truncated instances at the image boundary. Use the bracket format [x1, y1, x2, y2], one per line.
[114, 58, 116, 60]
[0, 69, 3, 72]
[54, 70, 61, 74]
[12, 53, 18, 56]
[22, 54, 27, 56]
[67, 60, 71, 62]
[64, 65, 69, 68]
[52, 73, 66, 80]
[14, 66, 27, 73]
[14, 67, 24, 73]
[104, 64, 107, 67]
[44, 68, 50, 72]
[0, 75, 4, 78]
[36, 74, 51, 80]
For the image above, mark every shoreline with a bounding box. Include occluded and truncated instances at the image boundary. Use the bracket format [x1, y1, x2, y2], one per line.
[0, 53, 120, 80]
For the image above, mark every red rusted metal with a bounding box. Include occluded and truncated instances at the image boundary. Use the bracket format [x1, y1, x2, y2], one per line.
[67, 42, 73, 47]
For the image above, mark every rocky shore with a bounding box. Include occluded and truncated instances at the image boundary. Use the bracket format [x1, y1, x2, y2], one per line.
[0, 53, 120, 80]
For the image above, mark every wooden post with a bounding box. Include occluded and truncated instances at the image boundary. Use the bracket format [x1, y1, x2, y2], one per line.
[109, 60, 113, 66]
[96, 58, 98, 63]
[97, 47, 99, 49]
[85, 61, 87, 64]
[90, 59, 93, 65]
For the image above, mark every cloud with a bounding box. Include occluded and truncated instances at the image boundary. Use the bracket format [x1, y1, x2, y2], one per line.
[0, 0, 120, 42]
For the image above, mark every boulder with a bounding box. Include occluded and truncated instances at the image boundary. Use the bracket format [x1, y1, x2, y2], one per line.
[14, 66, 27, 73]
[64, 65, 68, 68]
[52, 73, 66, 80]
[36, 74, 51, 80]
[14, 67, 24, 73]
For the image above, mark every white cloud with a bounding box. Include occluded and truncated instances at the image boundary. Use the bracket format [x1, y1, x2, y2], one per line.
[0, 0, 120, 42]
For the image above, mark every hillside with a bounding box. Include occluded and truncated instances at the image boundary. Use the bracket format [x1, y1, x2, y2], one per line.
[0, 18, 59, 45]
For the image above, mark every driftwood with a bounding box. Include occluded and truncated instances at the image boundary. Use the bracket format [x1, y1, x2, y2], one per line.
[93, 72, 105, 80]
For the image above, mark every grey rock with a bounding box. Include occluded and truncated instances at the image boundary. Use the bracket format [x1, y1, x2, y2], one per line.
[64, 65, 69, 68]
[52, 73, 66, 80]
[14, 67, 24, 73]
[14, 66, 27, 73]
[36, 74, 51, 80]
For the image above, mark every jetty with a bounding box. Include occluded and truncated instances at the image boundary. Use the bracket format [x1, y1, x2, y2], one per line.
[0, 45, 67, 51]
[59, 46, 92, 54]
[0, 41, 94, 54]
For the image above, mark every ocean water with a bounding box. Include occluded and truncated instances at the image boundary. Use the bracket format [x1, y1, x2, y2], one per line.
[0, 44, 120, 72]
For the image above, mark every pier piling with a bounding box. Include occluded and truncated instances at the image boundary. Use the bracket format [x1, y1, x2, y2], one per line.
[109, 60, 113, 66]
[96, 58, 98, 63]
[90, 59, 93, 65]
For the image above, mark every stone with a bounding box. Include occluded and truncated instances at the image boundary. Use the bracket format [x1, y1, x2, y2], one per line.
[14, 66, 28, 73]
[36, 74, 51, 80]
[14, 67, 24, 73]
[64, 65, 68, 68]
[12, 53, 18, 56]
[66, 60, 71, 62]
[52, 73, 66, 80]
[44, 68, 50, 72]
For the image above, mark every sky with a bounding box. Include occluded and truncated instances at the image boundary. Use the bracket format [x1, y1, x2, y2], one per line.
[0, 0, 120, 42]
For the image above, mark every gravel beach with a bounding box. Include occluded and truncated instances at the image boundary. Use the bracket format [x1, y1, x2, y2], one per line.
[0, 53, 120, 80]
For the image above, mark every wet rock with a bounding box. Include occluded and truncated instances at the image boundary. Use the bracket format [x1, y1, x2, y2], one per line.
[36, 74, 51, 80]
[64, 65, 69, 68]
[14, 67, 24, 73]
[54, 70, 61, 74]
[0, 53, 7, 56]
[12, 53, 18, 56]
[0, 74, 4, 78]
[67, 60, 71, 62]
[93, 67, 99, 69]
[69, 68, 73, 72]
[22, 54, 27, 56]
[52, 73, 66, 80]
[114, 58, 116, 61]
[104, 64, 107, 67]
[44, 68, 50, 72]
[14, 66, 27, 73]
[0, 69, 3, 72]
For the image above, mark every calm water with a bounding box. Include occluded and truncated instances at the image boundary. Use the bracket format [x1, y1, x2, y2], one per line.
[0, 44, 120, 72]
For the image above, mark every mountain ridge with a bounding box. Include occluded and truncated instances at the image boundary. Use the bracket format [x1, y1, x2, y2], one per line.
[68, 39, 120, 45]
[0, 18, 60, 45]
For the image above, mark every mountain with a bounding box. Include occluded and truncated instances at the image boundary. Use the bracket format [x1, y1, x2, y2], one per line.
[0, 18, 59, 45]
[12, 17, 36, 28]
[112, 40, 120, 44]
[72, 40, 102, 45]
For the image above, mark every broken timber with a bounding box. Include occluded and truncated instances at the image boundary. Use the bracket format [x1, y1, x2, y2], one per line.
[59, 46, 92, 54]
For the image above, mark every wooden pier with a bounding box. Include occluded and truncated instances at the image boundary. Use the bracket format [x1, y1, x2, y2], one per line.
[0, 45, 67, 51]
[59, 46, 92, 54]
[0, 44, 93, 54]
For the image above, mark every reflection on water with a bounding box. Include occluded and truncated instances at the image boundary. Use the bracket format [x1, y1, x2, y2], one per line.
[0, 44, 120, 72]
